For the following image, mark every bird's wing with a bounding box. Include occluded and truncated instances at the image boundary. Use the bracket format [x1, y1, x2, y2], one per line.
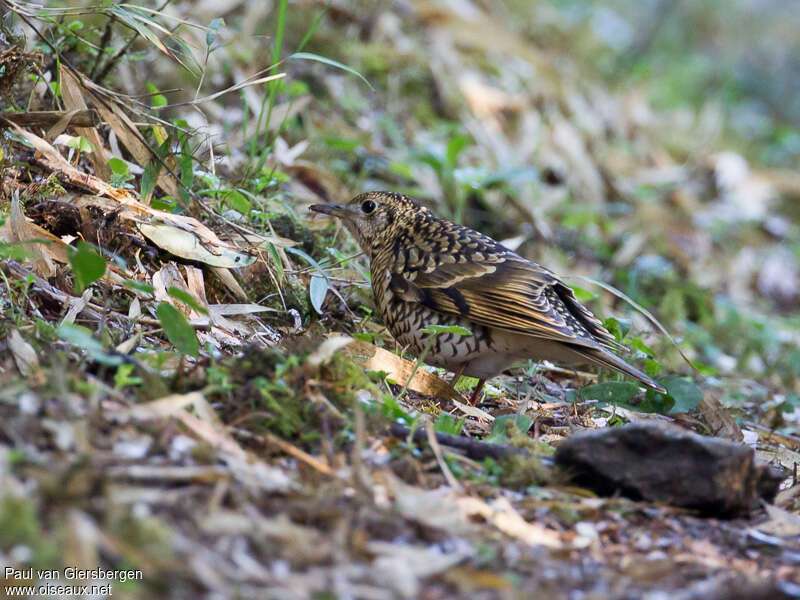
[390, 253, 619, 350]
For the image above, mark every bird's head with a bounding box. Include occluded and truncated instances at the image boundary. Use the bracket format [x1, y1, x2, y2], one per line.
[310, 191, 425, 257]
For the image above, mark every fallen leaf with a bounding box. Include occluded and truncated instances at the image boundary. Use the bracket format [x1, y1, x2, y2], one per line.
[8, 329, 39, 376]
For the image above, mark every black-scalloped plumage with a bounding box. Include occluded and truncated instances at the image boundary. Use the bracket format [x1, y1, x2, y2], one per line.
[311, 191, 665, 402]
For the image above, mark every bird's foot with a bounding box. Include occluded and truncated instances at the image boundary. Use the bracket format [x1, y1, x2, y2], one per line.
[468, 379, 486, 406]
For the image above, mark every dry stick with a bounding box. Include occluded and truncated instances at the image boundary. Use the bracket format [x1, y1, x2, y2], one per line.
[389, 422, 556, 467]
[0, 109, 100, 129]
[747, 422, 800, 449]
[230, 422, 334, 477]
[425, 420, 464, 492]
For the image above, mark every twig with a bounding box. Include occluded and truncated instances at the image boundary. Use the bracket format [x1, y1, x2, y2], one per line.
[230, 424, 334, 477]
[425, 420, 464, 491]
[388, 422, 554, 465]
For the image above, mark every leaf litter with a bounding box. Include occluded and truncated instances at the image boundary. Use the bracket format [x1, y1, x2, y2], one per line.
[0, 1, 799, 599]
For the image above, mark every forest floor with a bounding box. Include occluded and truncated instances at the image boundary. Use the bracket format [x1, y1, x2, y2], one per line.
[1, 1, 800, 598]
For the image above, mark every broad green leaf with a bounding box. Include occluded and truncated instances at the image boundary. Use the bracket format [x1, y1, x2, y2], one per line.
[108, 157, 130, 175]
[639, 389, 675, 413]
[660, 375, 703, 414]
[167, 286, 209, 315]
[157, 302, 198, 356]
[68, 241, 106, 293]
[309, 275, 328, 314]
[580, 381, 639, 404]
[223, 189, 251, 215]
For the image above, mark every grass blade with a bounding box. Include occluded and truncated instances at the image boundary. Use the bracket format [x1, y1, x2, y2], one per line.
[289, 52, 374, 90]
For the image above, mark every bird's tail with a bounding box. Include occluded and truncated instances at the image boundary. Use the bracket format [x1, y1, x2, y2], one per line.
[579, 345, 666, 394]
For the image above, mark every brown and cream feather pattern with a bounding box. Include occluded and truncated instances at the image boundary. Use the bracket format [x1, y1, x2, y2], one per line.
[310, 192, 665, 393]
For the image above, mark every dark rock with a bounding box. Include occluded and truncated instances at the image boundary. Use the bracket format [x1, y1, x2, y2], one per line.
[554, 422, 783, 517]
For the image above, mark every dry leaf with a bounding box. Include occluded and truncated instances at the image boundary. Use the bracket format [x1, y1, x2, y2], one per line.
[80, 76, 182, 200]
[457, 496, 564, 549]
[345, 340, 461, 402]
[138, 222, 255, 268]
[59, 66, 111, 180]
[8, 329, 39, 377]
[9, 192, 56, 277]
[307, 335, 355, 367]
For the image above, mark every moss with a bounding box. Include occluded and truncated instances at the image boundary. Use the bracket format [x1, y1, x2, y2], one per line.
[0, 495, 60, 569]
[496, 454, 552, 490]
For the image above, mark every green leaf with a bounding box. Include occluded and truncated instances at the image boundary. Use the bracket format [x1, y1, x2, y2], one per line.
[420, 324, 473, 336]
[108, 157, 130, 175]
[178, 134, 193, 201]
[156, 302, 198, 356]
[644, 358, 661, 377]
[353, 332, 379, 343]
[434, 413, 465, 435]
[66, 135, 94, 153]
[486, 414, 533, 444]
[289, 52, 374, 90]
[660, 375, 703, 414]
[150, 196, 177, 212]
[114, 363, 142, 389]
[446, 134, 470, 166]
[146, 82, 167, 107]
[57, 323, 123, 366]
[223, 189, 251, 215]
[266, 242, 284, 281]
[285, 246, 325, 272]
[603, 317, 631, 342]
[580, 381, 640, 405]
[569, 284, 597, 302]
[631, 337, 655, 356]
[690, 360, 718, 376]
[309, 275, 329, 314]
[124, 280, 155, 294]
[206, 17, 225, 47]
[639, 389, 675, 413]
[141, 137, 169, 202]
[68, 241, 106, 293]
[167, 286, 209, 315]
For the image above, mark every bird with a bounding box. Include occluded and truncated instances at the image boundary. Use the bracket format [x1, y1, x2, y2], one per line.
[310, 191, 666, 403]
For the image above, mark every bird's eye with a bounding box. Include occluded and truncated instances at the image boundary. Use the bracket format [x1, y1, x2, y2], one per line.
[361, 200, 376, 214]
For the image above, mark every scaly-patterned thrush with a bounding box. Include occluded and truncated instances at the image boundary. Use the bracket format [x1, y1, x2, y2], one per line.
[310, 191, 666, 402]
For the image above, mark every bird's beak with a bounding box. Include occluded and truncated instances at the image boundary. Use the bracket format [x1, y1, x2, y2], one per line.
[309, 203, 348, 217]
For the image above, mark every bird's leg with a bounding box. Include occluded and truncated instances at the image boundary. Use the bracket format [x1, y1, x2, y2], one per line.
[449, 364, 466, 390]
[468, 379, 486, 406]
